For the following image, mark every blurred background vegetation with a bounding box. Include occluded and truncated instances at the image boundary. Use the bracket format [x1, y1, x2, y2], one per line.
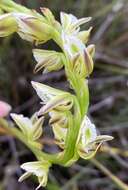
[0, 0, 128, 189]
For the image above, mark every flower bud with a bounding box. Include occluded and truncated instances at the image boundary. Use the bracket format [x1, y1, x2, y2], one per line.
[33, 49, 63, 73]
[31, 115, 44, 141]
[62, 33, 94, 77]
[78, 27, 92, 44]
[87, 44, 95, 57]
[11, 113, 44, 149]
[0, 13, 17, 37]
[41, 8, 55, 24]
[49, 111, 68, 128]
[13, 13, 53, 44]
[52, 123, 67, 149]
[82, 48, 94, 77]
[0, 0, 31, 14]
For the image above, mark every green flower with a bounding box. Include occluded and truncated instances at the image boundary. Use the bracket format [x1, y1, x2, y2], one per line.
[77, 116, 113, 159]
[60, 12, 92, 45]
[11, 113, 44, 149]
[41, 7, 60, 31]
[19, 160, 51, 189]
[62, 32, 94, 77]
[49, 110, 68, 128]
[60, 12, 91, 35]
[49, 110, 71, 148]
[77, 27, 92, 44]
[0, 13, 17, 37]
[52, 123, 67, 149]
[13, 13, 53, 45]
[33, 49, 64, 73]
[31, 81, 74, 115]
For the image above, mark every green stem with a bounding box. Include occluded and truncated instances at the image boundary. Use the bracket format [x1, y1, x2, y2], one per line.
[56, 53, 89, 164]
[0, 118, 48, 160]
[0, 0, 31, 13]
[0, 118, 74, 165]
[0, 118, 60, 162]
[63, 54, 89, 117]
[58, 97, 81, 164]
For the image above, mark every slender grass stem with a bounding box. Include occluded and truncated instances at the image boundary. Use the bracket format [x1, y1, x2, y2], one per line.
[91, 158, 128, 190]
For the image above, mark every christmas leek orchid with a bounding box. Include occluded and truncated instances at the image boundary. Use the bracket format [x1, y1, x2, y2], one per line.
[11, 113, 44, 149]
[62, 33, 94, 77]
[12, 13, 53, 44]
[77, 116, 113, 159]
[60, 12, 91, 36]
[0, 0, 113, 188]
[33, 49, 64, 73]
[19, 160, 51, 190]
[31, 81, 74, 115]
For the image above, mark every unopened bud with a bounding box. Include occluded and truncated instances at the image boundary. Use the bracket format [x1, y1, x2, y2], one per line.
[0, 13, 17, 37]
[13, 13, 53, 44]
[87, 44, 95, 57]
[78, 27, 92, 44]
[33, 49, 63, 73]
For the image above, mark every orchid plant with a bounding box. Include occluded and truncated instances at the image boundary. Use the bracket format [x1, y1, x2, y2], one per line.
[0, 0, 113, 189]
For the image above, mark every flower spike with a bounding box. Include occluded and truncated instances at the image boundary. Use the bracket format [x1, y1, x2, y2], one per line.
[0, 1, 114, 188]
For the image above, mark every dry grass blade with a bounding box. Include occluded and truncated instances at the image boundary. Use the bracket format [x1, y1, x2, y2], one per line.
[91, 158, 128, 190]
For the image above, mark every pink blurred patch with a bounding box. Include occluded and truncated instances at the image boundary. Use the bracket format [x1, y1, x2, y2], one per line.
[0, 101, 12, 117]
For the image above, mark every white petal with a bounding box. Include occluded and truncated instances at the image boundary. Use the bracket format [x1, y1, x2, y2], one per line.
[18, 172, 31, 182]
[81, 115, 97, 145]
[10, 113, 33, 135]
[31, 81, 68, 103]
[60, 12, 77, 31]
[21, 161, 46, 177]
[21, 161, 50, 176]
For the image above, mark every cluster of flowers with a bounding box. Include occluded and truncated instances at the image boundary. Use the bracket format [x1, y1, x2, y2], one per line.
[0, 0, 113, 188]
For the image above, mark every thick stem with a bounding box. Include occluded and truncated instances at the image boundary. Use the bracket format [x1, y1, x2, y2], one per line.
[58, 97, 81, 164]
[57, 55, 89, 164]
